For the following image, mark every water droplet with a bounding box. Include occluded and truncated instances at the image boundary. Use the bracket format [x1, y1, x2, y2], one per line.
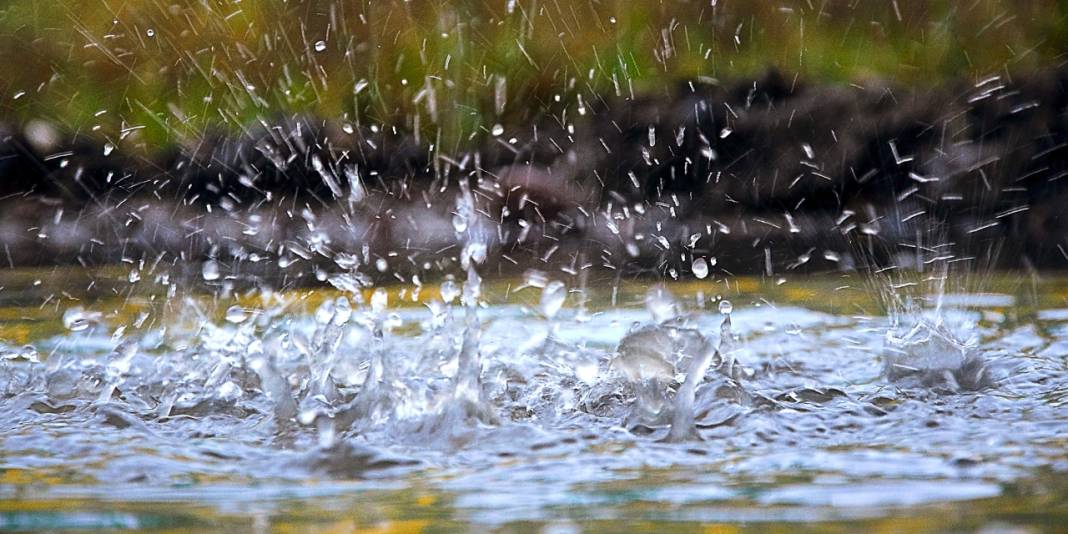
[440, 280, 460, 304]
[539, 281, 567, 319]
[491, 123, 504, 136]
[62, 307, 94, 332]
[315, 300, 335, 325]
[719, 300, 733, 315]
[522, 269, 549, 289]
[462, 242, 487, 268]
[146, 28, 155, 37]
[127, 269, 141, 283]
[371, 288, 388, 313]
[103, 143, 115, 156]
[17, 345, 38, 363]
[333, 297, 352, 325]
[202, 259, 220, 281]
[314, 40, 327, 52]
[334, 253, 359, 270]
[692, 257, 709, 279]
[4, 344, 39, 363]
[452, 214, 468, 233]
[225, 306, 248, 324]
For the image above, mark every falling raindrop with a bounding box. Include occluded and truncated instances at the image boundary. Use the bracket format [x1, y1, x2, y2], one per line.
[225, 306, 248, 324]
[719, 300, 734, 315]
[202, 260, 221, 281]
[333, 297, 353, 325]
[62, 308, 95, 332]
[315, 299, 336, 325]
[452, 214, 468, 233]
[314, 40, 327, 52]
[539, 281, 567, 319]
[371, 288, 388, 314]
[440, 280, 460, 304]
[692, 257, 709, 279]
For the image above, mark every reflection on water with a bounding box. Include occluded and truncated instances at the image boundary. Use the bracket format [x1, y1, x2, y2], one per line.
[1, 269, 1067, 531]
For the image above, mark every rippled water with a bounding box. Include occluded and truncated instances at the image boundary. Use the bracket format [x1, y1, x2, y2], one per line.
[1, 268, 1067, 531]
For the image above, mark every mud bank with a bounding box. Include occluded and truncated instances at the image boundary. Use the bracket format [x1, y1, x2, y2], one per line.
[1, 68, 1067, 279]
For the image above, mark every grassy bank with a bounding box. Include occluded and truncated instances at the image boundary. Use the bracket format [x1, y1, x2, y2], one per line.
[1, 0, 1066, 150]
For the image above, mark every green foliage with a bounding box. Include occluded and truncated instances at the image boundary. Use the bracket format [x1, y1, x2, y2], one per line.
[0, 0, 1064, 150]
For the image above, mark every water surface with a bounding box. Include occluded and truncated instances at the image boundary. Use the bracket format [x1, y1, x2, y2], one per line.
[1, 268, 1067, 532]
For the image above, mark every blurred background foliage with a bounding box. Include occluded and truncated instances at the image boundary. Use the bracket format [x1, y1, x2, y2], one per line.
[0, 0, 1065, 151]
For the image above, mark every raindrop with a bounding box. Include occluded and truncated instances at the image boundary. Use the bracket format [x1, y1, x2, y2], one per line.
[539, 281, 567, 319]
[440, 280, 460, 304]
[334, 253, 359, 269]
[462, 242, 487, 268]
[491, 124, 504, 137]
[202, 259, 220, 281]
[692, 257, 709, 279]
[314, 40, 327, 52]
[2, 345, 38, 362]
[315, 299, 336, 325]
[354, 79, 369, 95]
[719, 300, 733, 315]
[371, 288, 388, 314]
[333, 297, 352, 325]
[128, 269, 141, 283]
[522, 269, 549, 289]
[225, 306, 248, 324]
[62, 307, 94, 332]
[452, 214, 468, 233]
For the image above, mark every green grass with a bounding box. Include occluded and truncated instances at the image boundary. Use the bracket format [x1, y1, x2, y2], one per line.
[0, 0, 1066, 150]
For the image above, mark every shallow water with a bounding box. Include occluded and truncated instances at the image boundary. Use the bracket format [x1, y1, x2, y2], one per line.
[1, 268, 1067, 532]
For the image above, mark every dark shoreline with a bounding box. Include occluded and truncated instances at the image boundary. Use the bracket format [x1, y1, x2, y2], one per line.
[2, 68, 1067, 280]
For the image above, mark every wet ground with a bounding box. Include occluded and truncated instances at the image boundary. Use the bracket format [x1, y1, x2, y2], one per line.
[1, 268, 1067, 532]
